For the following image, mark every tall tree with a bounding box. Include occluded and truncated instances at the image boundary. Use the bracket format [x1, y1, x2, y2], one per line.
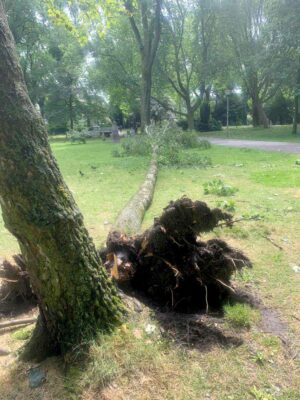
[0, 0, 123, 358]
[223, 0, 283, 128]
[124, 0, 162, 130]
[157, 0, 219, 130]
[267, 0, 300, 133]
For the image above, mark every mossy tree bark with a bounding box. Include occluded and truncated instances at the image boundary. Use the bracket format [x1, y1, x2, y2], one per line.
[0, 1, 123, 357]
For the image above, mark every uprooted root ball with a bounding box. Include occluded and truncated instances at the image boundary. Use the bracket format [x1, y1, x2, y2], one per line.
[102, 198, 251, 312]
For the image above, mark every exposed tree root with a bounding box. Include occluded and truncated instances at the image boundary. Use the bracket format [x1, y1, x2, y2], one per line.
[0, 255, 36, 310]
[102, 197, 251, 312]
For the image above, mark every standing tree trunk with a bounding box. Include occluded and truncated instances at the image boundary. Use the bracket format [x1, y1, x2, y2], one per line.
[0, 1, 123, 358]
[141, 65, 152, 129]
[292, 61, 300, 135]
[292, 95, 299, 135]
[252, 95, 269, 128]
[186, 105, 195, 130]
[125, 0, 162, 132]
[69, 92, 74, 130]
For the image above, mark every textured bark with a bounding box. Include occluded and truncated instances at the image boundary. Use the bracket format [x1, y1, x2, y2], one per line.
[186, 106, 195, 130]
[252, 96, 269, 128]
[141, 67, 152, 130]
[0, 2, 123, 356]
[114, 153, 158, 234]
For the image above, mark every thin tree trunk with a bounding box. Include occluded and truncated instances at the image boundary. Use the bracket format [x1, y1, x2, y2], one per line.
[0, 1, 123, 358]
[292, 62, 300, 135]
[69, 92, 74, 130]
[292, 95, 299, 134]
[114, 152, 158, 234]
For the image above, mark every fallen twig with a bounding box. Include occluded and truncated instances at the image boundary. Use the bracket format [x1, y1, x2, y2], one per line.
[216, 215, 259, 228]
[261, 235, 283, 251]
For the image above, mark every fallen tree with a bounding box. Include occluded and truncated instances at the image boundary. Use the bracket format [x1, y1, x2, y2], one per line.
[114, 152, 158, 234]
[102, 197, 251, 312]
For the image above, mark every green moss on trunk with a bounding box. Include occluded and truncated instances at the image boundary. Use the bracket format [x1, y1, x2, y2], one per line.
[0, 2, 123, 356]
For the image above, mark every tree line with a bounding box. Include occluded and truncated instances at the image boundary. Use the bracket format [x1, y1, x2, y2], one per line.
[4, 0, 300, 133]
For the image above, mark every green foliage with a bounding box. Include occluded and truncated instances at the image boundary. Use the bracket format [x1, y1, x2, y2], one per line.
[12, 326, 34, 341]
[121, 136, 151, 157]
[216, 199, 236, 212]
[158, 147, 212, 168]
[194, 118, 222, 132]
[250, 387, 276, 400]
[203, 179, 238, 196]
[224, 304, 259, 329]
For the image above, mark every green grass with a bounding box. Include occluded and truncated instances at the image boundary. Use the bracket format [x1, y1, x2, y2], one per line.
[1, 136, 300, 400]
[224, 303, 260, 329]
[199, 124, 300, 142]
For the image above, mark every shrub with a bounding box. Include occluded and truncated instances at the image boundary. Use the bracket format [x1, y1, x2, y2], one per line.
[209, 118, 222, 131]
[176, 119, 188, 131]
[203, 179, 238, 196]
[121, 136, 151, 156]
[194, 118, 222, 132]
[158, 143, 181, 166]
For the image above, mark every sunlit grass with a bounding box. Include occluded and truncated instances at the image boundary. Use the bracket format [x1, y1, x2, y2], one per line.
[1, 136, 300, 399]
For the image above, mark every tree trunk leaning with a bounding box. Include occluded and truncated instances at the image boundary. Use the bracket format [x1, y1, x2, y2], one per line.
[0, 1, 123, 358]
[113, 152, 158, 234]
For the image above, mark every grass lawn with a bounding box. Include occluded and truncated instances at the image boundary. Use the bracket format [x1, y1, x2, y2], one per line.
[0, 138, 299, 400]
[199, 124, 300, 142]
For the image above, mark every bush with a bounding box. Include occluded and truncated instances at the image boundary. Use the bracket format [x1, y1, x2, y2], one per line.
[176, 119, 188, 131]
[194, 118, 222, 132]
[158, 143, 181, 166]
[121, 136, 151, 156]
[203, 179, 238, 196]
[158, 146, 212, 169]
[209, 118, 222, 131]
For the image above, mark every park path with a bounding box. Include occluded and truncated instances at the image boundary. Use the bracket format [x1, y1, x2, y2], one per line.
[203, 137, 300, 154]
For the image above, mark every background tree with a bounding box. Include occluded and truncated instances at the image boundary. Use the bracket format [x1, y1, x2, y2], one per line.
[222, 0, 285, 128]
[0, 1, 123, 358]
[267, 0, 300, 133]
[156, 0, 220, 130]
[123, 0, 162, 130]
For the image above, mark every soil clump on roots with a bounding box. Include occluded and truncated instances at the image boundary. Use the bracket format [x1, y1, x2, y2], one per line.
[101, 197, 251, 313]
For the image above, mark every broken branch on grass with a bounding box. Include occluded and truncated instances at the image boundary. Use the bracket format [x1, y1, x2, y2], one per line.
[260, 235, 283, 251]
